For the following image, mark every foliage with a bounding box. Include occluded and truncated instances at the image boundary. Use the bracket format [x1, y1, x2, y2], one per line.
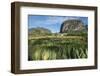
[28, 36, 87, 60]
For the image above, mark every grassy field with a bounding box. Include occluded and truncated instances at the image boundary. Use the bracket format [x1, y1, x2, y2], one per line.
[28, 36, 84, 40]
[28, 35, 88, 61]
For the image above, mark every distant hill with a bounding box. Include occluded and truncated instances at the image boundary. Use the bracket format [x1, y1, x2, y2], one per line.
[28, 27, 52, 36]
[60, 19, 87, 33]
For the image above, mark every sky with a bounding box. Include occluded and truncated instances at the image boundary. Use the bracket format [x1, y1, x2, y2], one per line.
[28, 15, 88, 33]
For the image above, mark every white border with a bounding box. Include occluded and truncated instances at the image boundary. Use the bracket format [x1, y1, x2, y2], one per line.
[20, 7, 95, 70]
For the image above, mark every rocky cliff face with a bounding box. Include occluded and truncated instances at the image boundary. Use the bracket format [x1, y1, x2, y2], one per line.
[60, 19, 87, 33]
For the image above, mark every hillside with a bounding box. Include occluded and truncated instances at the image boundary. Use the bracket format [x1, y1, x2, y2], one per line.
[28, 27, 52, 36]
[60, 19, 87, 33]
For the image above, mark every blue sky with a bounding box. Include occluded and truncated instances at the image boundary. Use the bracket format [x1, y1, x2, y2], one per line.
[28, 15, 88, 33]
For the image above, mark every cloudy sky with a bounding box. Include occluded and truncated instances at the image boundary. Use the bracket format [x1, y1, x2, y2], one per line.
[28, 15, 88, 33]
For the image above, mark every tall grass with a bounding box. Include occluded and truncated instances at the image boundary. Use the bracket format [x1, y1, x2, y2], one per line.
[28, 37, 87, 61]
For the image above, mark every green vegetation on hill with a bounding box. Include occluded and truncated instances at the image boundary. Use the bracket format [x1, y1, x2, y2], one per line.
[29, 27, 52, 36]
[28, 37, 87, 60]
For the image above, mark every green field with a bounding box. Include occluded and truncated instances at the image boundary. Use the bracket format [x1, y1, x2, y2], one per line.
[28, 35, 88, 60]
